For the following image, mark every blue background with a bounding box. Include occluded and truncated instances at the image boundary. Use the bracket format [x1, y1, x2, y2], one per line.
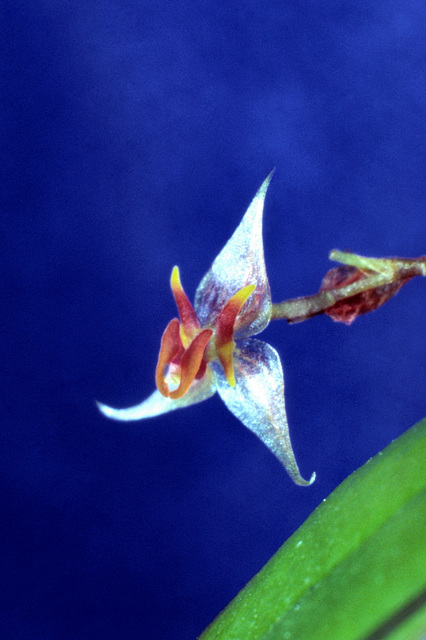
[2, 1, 425, 638]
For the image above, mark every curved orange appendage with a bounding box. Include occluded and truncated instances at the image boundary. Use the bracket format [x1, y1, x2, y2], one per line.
[169, 329, 213, 399]
[170, 267, 200, 342]
[215, 284, 255, 386]
[155, 318, 183, 397]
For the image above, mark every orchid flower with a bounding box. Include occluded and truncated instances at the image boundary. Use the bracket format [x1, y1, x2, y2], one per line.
[98, 174, 425, 485]
[98, 172, 315, 486]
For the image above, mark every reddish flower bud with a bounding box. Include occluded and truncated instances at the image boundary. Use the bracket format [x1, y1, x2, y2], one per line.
[320, 265, 412, 325]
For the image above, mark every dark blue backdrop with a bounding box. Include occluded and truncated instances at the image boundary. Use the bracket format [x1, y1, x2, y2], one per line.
[2, 1, 425, 638]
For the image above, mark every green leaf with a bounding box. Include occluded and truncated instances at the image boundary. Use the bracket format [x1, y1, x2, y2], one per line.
[199, 418, 426, 640]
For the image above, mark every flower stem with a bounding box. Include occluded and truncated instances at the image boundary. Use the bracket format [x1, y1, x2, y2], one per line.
[271, 251, 426, 324]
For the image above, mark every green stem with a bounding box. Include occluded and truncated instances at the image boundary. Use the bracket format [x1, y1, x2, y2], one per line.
[271, 274, 386, 323]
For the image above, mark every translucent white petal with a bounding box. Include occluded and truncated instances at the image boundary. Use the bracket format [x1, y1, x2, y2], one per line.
[214, 338, 315, 486]
[97, 369, 216, 421]
[194, 173, 273, 338]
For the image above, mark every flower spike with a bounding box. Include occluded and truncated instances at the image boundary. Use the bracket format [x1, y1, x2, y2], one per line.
[272, 250, 426, 324]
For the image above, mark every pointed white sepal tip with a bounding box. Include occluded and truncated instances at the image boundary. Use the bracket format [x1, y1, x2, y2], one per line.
[253, 169, 275, 203]
[96, 400, 118, 419]
[291, 469, 316, 487]
[293, 470, 316, 487]
[262, 167, 275, 189]
[95, 400, 147, 421]
[307, 471, 316, 486]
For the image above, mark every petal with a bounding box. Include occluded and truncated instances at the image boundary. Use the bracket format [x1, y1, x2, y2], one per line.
[214, 338, 315, 486]
[168, 328, 213, 399]
[194, 173, 273, 337]
[170, 266, 200, 341]
[155, 318, 183, 396]
[96, 367, 217, 421]
[215, 284, 256, 387]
